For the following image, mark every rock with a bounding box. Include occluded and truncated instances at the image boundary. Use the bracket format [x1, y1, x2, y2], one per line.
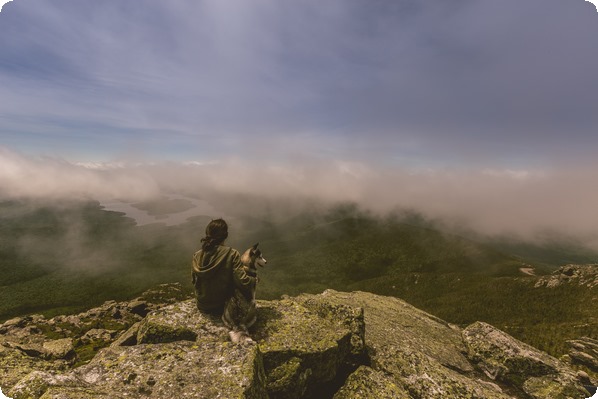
[79, 329, 116, 346]
[265, 356, 311, 399]
[42, 339, 75, 361]
[68, 341, 268, 399]
[332, 365, 410, 398]
[463, 321, 588, 398]
[294, 290, 508, 399]
[535, 264, 598, 288]
[136, 299, 228, 344]
[299, 290, 473, 373]
[2, 317, 27, 329]
[110, 322, 141, 347]
[2, 289, 593, 399]
[374, 345, 511, 399]
[253, 297, 357, 398]
[0, 345, 70, 390]
[39, 387, 118, 399]
[127, 300, 149, 317]
[111, 308, 122, 319]
[566, 337, 598, 372]
[11, 342, 45, 358]
[7, 370, 79, 399]
[293, 292, 366, 363]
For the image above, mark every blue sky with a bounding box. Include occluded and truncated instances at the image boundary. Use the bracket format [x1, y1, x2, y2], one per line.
[1, 0, 597, 167]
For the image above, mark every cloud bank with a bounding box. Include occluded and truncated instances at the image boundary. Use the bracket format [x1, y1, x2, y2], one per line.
[2, 148, 598, 247]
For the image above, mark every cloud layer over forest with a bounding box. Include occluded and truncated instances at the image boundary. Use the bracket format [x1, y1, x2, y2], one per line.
[2, 148, 598, 247]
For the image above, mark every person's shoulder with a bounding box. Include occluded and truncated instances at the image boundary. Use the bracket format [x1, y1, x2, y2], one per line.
[221, 246, 241, 257]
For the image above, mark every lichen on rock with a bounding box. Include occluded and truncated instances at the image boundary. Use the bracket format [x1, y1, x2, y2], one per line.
[463, 321, 589, 398]
[1, 287, 594, 399]
[332, 365, 410, 398]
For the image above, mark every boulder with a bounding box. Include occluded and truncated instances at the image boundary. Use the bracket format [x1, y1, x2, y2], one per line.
[463, 321, 588, 398]
[294, 290, 509, 399]
[374, 345, 511, 399]
[72, 341, 267, 399]
[127, 300, 150, 317]
[252, 298, 357, 398]
[39, 387, 118, 399]
[136, 299, 228, 344]
[0, 344, 70, 390]
[42, 339, 75, 361]
[297, 290, 473, 374]
[2, 289, 593, 399]
[566, 337, 598, 372]
[332, 365, 410, 398]
[110, 322, 141, 347]
[7, 370, 79, 399]
[12, 341, 267, 399]
[136, 295, 362, 399]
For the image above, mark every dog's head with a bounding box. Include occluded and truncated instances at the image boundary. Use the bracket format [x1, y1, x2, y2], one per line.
[242, 243, 267, 269]
[251, 242, 267, 268]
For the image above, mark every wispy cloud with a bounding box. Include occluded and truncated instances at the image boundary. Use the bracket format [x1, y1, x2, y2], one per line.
[2, 148, 598, 247]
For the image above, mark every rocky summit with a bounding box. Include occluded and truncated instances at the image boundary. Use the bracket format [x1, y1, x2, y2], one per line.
[1, 285, 596, 399]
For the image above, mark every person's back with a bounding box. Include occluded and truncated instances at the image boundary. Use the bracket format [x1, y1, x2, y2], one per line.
[192, 244, 242, 314]
[191, 218, 257, 343]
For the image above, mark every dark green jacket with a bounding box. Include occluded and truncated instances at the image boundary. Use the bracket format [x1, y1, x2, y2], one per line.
[192, 245, 256, 313]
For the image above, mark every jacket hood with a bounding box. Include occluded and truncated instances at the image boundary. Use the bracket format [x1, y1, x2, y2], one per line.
[193, 246, 233, 277]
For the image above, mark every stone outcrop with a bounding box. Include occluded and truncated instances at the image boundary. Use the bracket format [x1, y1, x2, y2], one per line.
[535, 264, 598, 288]
[565, 337, 598, 373]
[1, 287, 595, 399]
[463, 321, 589, 398]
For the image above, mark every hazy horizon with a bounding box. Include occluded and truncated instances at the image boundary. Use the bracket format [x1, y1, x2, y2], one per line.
[2, 147, 598, 252]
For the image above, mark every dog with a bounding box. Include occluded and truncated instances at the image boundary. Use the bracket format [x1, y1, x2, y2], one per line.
[223, 243, 267, 343]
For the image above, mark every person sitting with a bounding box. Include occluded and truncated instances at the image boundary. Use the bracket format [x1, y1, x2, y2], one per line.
[191, 218, 257, 343]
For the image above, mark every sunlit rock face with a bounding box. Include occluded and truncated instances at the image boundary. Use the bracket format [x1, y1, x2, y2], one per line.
[1, 287, 594, 399]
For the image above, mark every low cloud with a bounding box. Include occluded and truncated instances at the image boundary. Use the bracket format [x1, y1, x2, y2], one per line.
[0, 147, 159, 201]
[2, 148, 598, 247]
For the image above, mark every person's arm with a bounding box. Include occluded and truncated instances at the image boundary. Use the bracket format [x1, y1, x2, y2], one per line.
[231, 250, 256, 298]
[191, 251, 203, 286]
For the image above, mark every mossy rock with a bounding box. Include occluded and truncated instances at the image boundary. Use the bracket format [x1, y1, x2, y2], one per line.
[523, 375, 590, 399]
[299, 290, 473, 373]
[136, 299, 228, 344]
[266, 357, 311, 399]
[462, 321, 588, 398]
[332, 366, 410, 399]
[8, 371, 79, 399]
[373, 345, 512, 399]
[67, 341, 268, 399]
[39, 386, 118, 399]
[293, 292, 366, 361]
[0, 345, 70, 390]
[42, 339, 75, 361]
[253, 298, 356, 396]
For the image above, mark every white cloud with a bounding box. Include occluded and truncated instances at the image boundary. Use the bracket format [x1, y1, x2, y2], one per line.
[0, 148, 159, 201]
[0, 0, 12, 12]
[2, 148, 598, 248]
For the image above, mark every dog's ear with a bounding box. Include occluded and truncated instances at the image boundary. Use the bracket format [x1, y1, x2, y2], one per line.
[252, 242, 259, 250]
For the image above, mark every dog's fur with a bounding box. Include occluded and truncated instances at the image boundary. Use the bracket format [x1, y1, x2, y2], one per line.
[222, 243, 266, 343]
